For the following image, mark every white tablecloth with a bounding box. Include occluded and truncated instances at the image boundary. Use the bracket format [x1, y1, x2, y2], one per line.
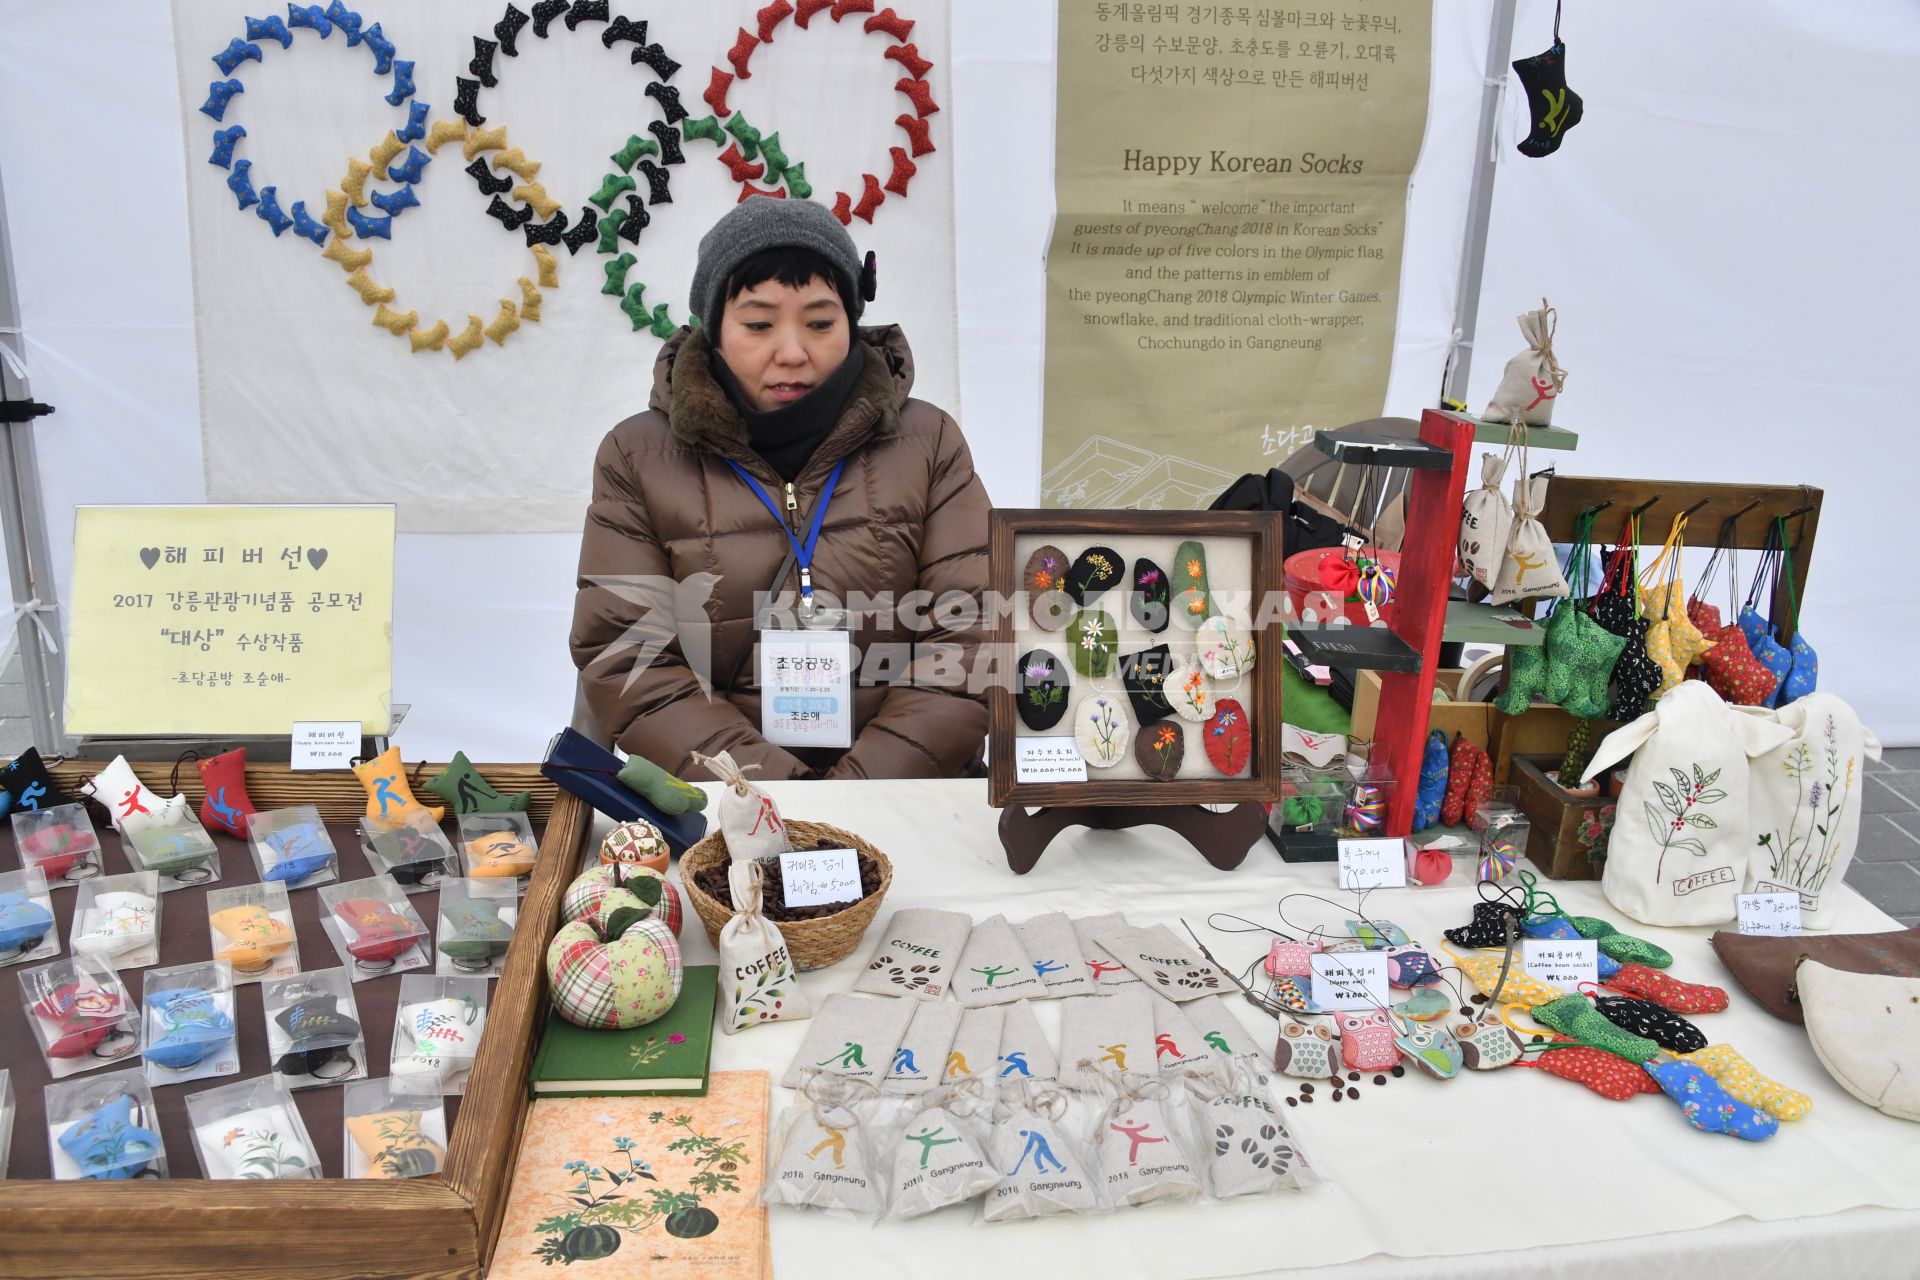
[656, 780, 1920, 1279]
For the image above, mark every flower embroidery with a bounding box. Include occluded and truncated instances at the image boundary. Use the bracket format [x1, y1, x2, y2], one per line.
[1156, 725, 1177, 748]
[1032, 569, 1054, 591]
[1185, 558, 1203, 580]
[1139, 568, 1161, 586]
[1186, 594, 1208, 616]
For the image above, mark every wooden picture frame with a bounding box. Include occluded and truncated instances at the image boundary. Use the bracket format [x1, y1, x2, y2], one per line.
[0, 759, 592, 1280]
[987, 508, 1285, 809]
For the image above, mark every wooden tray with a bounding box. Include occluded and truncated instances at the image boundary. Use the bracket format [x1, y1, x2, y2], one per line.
[0, 759, 591, 1280]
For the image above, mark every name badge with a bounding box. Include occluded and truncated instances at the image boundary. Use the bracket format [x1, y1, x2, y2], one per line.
[759, 629, 853, 749]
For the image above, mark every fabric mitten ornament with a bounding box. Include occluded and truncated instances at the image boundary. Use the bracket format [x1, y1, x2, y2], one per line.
[423, 751, 532, 815]
[1673, 1045, 1811, 1122]
[440, 899, 515, 972]
[1602, 963, 1724, 1014]
[194, 747, 258, 838]
[210, 905, 295, 975]
[1643, 1058, 1779, 1141]
[353, 747, 445, 824]
[719, 860, 810, 1034]
[348, 1109, 445, 1178]
[545, 883, 682, 1029]
[765, 1073, 886, 1216]
[0, 888, 55, 958]
[144, 987, 236, 1070]
[272, 993, 362, 1078]
[1525, 1037, 1661, 1100]
[693, 749, 792, 861]
[1413, 730, 1448, 831]
[59, 1095, 162, 1180]
[0, 746, 69, 817]
[614, 751, 707, 816]
[1511, 21, 1582, 160]
[84, 756, 166, 832]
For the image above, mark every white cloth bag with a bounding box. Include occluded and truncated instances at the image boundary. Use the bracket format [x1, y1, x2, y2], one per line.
[1582, 681, 1792, 926]
[1746, 692, 1882, 930]
[1489, 471, 1569, 606]
[717, 862, 811, 1034]
[1482, 298, 1566, 427]
[1457, 452, 1514, 589]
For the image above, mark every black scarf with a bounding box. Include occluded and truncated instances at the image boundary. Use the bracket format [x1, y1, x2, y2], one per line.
[709, 345, 865, 482]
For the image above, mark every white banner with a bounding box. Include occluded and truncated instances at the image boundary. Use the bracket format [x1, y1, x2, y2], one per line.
[171, 0, 957, 532]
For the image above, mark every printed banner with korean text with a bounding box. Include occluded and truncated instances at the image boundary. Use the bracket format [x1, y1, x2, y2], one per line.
[1043, 2, 1432, 508]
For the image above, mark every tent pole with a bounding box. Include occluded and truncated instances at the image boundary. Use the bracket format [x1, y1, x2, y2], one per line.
[1440, 0, 1521, 407]
[0, 159, 72, 756]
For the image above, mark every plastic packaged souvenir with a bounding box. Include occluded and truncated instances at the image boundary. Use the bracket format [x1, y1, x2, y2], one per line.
[436, 878, 519, 978]
[206, 882, 300, 982]
[319, 877, 431, 979]
[70, 872, 162, 969]
[246, 805, 339, 890]
[343, 1075, 447, 1178]
[19, 956, 139, 1077]
[12, 803, 103, 886]
[187, 1074, 319, 1179]
[46, 1068, 165, 1180]
[0, 867, 59, 967]
[459, 811, 539, 880]
[389, 975, 489, 1094]
[142, 961, 239, 1085]
[262, 968, 367, 1088]
[360, 812, 456, 894]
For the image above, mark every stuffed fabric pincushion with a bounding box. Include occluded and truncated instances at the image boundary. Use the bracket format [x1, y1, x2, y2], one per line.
[561, 863, 682, 937]
[546, 880, 682, 1030]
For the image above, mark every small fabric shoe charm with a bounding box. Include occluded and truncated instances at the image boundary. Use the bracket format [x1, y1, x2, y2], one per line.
[1449, 948, 1563, 1008]
[274, 995, 361, 1076]
[393, 995, 484, 1082]
[1527, 1036, 1662, 1100]
[17, 816, 99, 881]
[1335, 1009, 1399, 1071]
[0, 888, 54, 957]
[260, 820, 337, 884]
[334, 898, 421, 968]
[1603, 963, 1725, 1013]
[210, 905, 295, 974]
[1644, 1058, 1779, 1141]
[1591, 994, 1707, 1053]
[0, 746, 69, 816]
[466, 828, 537, 878]
[423, 751, 533, 815]
[144, 987, 235, 1070]
[368, 818, 454, 887]
[127, 818, 219, 883]
[194, 747, 258, 838]
[440, 899, 514, 971]
[84, 755, 166, 832]
[1673, 1045, 1811, 1121]
[60, 1095, 162, 1179]
[1530, 994, 1660, 1063]
[353, 746, 446, 824]
[348, 1109, 445, 1178]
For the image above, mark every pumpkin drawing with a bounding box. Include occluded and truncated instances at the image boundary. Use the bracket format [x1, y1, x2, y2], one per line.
[664, 1205, 719, 1239]
[561, 1224, 622, 1261]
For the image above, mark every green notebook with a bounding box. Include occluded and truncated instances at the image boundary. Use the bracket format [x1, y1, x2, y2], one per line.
[529, 965, 719, 1098]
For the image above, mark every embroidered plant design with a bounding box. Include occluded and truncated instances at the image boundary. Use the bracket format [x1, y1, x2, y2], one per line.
[1021, 661, 1063, 713]
[627, 1031, 688, 1068]
[227, 1126, 309, 1179]
[1757, 717, 1856, 893]
[1087, 700, 1121, 763]
[1152, 725, 1180, 771]
[1647, 764, 1726, 882]
[1578, 804, 1616, 865]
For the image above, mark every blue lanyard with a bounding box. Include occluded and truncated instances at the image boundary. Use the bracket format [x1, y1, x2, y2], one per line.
[724, 457, 847, 605]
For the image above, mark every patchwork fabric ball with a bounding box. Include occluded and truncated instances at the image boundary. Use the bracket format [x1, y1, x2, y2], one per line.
[600, 818, 670, 873]
[546, 884, 683, 1030]
[561, 863, 682, 937]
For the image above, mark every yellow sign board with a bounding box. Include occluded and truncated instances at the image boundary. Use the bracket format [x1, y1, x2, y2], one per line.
[64, 506, 395, 736]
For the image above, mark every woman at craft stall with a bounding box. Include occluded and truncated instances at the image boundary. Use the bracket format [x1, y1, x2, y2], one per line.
[571, 197, 991, 781]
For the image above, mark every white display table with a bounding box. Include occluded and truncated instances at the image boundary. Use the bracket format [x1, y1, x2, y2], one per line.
[662, 779, 1920, 1279]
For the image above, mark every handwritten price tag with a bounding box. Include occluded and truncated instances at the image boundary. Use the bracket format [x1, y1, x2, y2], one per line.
[291, 720, 361, 770]
[1736, 892, 1803, 937]
[1308, 950, 1390, 1010]
[1337, 837, 1407, 890]
[779, 848, 862, 909]
[1522, 939, 1598, 990]
[1016, 737, 1088, 784]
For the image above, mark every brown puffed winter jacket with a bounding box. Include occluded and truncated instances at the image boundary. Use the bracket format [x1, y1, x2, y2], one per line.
[571, 324, 991, 781]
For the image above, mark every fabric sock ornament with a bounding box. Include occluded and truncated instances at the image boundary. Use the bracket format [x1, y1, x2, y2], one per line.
[348, 1109, 445, 1179]
[1603, 963, 1724, 1014]
[1521, 914, 1621, 979]
[31, 977, 129, 1057]
[1412, 730, 1448, 831]
[391, 995, 485, 1083]
[1673, 1044, 1812, 1122]
[367, 817, 454, 887]
[1702, 619, 1779, 706]
[260, 818, 337, 884]
[1446, 944, 1565, 1008]
[614, 752, 708, 815]
[440, 898, 515, 972]
[1510, 3, 1582, 159]
[353, 747, 445, 824]
[1530, 994, 1659, 1063]
[193, 747, 258, 838]
[84, 756, 166, 832]
[17, 814, 100, 882]
[0, 746, 69, 816]
[210, 904, 295, 974]
[1588, 994, 1706, 1053]
[1643, 1058, 1779, 1141]
[1493, 605, 1554, 714]
[144, 987, 236, 1070]
[1444, 898, 1524, 950]
[0, 887, 54, 956]
[1523, 1035, 1662, 1100]
[465, 827, 538, 878]
[422, 751, 532, 815]
[126, 816, 219, 883]
[273, 994, 362, 1077]
[59, 1095, 162, 1179]
[75, 889, 159, 961]
[334, 897, 424, 970]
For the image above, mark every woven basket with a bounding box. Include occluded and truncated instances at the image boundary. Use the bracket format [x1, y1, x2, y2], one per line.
[680, 820, 892, 970]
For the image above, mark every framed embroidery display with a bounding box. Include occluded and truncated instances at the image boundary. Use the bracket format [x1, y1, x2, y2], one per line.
[988, 509, 1285, 808]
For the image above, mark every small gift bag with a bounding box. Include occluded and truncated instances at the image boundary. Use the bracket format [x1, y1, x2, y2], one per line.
[718, 861, 810, 1034]
[1582, 681, 1793, 926]
[1748, 692, 1880, 928]
[1458, 451, 1516, 589]
[1490, 460, 1570, 606]
[692, 750, 793, 862]
[1482, 298, 1566, 426]
[1638, 514, 1715, 701]
[1739, 524, 1796, 706]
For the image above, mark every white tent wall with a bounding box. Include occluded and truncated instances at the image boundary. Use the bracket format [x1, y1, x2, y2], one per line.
[0, 0, 1914, 757]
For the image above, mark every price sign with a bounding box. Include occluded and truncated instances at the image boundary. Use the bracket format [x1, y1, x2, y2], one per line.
[1522, 939, 1598, 991]
[779, 848, 862, 909]
[1337, 838, 1407, 890]
[1016, 737, 1088, 784]
[1309, 950, 1390, 1010]
[291, 721, 361, 771]
[1736, 892, 1803, 937]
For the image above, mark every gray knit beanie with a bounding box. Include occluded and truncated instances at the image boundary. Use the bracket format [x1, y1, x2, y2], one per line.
[689, 198, 870, 330]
